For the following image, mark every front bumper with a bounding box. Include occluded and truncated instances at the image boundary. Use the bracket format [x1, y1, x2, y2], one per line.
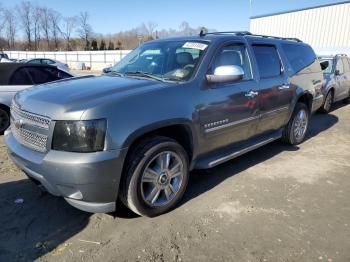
[4, 129, 127, 213]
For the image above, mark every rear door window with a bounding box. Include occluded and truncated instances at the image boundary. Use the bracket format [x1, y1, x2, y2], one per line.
[9, 68, 33, 85]
[252, 45, 281, 78]
[27, 59, 41, 64]
[281, 44, 316, 73]
[25, 67, 57, 84]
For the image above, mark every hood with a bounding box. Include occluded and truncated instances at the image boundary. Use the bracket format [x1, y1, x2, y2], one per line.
[15, 75, 168, 120]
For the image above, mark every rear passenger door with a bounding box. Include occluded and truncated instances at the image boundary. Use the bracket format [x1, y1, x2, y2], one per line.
[341, 58, 350, 97]
[251, 44, 292, 134]
[334, 58, 347, 99]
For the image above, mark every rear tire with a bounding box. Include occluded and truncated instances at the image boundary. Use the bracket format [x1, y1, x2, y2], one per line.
[282, 102, 310, 145]
[319, 90, 333, 113]
[0, 107, 10, 134]
[120, 136, 189, 217]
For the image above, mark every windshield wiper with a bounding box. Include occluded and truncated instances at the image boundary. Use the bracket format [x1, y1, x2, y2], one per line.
[108, 71, 124, 77]
[124, 71, 164, 82]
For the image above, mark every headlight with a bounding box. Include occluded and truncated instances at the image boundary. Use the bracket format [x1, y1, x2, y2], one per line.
[52, 119, 107, 152]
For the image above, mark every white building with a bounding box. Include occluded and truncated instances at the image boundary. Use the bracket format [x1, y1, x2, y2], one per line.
[250, 1, 350, 55]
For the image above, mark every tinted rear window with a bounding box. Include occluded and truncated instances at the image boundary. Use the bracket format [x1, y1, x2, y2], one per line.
[252, 45, 282, 78]
[9, 68, 33, 85]
[281, 44, 316, 73]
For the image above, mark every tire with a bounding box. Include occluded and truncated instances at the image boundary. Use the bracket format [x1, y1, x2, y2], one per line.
[281, 102, 310, 145]
[120, 136, 189, 217]
[0, 107, 10, 134]
[319, 90, 333, 113]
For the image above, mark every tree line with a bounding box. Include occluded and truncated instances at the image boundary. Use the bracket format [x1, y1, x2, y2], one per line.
[0, 2, 211, 51]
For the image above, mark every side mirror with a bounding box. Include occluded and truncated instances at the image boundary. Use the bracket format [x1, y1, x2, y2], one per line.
[206, 65, 244, 84]
[320, 61, 329, 71]
[102, 67, 112, 74]
[334, 69, 340, 76]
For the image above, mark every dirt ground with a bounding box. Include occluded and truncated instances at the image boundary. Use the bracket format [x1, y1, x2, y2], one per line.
[0, 103, 349, 262]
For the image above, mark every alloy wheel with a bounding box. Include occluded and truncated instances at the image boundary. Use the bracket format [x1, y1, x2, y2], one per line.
[141, 151, 184, 207]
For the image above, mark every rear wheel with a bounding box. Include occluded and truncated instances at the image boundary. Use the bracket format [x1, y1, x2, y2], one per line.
[0, 107, 10, 134]
[320, 90, 333, 113]
[120, 136, 189, 217]
[282, 102, 310, 145]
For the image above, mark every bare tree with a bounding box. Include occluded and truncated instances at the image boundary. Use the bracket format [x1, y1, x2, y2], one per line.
[33, 6, 41, 50]
[78, 11, 92, 50]
[4, 9, 17, 49]
[61, 16, 77, 50]
[50, 10, 61, 50]
[18, 1, 33, 50]
[144, 21, 158, 37]
[39, 7, 51, 50]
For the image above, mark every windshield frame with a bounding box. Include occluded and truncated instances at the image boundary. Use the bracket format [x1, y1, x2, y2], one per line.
[109, 39, 211, 83]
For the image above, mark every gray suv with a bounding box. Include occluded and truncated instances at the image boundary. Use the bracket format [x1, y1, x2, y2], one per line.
[5, 32, 324, 217]
[319, 54, 350, 113]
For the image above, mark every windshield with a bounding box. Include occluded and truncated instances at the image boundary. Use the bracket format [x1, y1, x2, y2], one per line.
[320, 58, 334, 74]
[110, 40, 209, 82]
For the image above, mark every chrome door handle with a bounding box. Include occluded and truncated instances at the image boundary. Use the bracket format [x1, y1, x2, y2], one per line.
[278, 84, 290, 90]
[245, 90, 259, 98]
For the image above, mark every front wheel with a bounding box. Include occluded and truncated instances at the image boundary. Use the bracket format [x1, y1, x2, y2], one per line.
[319, 90, 333, 113]
[282, 102, 310, 145]
[0, 107, 10, 134]
[120, 136, 189, 217]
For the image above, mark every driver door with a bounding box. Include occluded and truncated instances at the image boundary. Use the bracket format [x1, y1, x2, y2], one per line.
[199, 42, 260, 153]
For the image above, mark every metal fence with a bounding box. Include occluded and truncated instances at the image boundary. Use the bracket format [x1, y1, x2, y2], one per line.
[7, 50, 132, 70]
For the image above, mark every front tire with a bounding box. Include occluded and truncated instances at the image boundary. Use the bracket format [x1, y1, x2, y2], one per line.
[120, 136, 189, 217]
[282, 102, 310, 145]
[0, 107, 10, 134]
[319, 90, 333, 113]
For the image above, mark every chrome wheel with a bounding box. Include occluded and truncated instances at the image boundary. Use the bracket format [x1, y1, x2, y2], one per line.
[141, 151, 184, 207]
[324, 91, 333, 112]
[293, 109, 308, 140]
[0, 109, 10, 133]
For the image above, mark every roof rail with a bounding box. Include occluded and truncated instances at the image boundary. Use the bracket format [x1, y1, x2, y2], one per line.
[199, 30, 303, 42]
[335, 53, 348, 57]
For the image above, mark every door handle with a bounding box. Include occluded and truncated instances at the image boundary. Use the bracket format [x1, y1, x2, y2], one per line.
[278, 84, 290, 90]
[245, 90, 259, 98]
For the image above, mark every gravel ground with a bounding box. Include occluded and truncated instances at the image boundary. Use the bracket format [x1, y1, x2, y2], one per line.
[0, 103, 349, 262]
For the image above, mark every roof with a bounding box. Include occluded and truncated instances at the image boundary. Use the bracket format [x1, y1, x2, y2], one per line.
[0, 63, 57, 85]
[251, 1, 350, 19]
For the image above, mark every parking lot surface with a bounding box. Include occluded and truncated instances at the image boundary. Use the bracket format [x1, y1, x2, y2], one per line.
[0, 103, 349, 262]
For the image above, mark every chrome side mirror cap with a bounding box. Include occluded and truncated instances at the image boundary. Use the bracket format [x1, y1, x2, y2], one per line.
[206, 65, 244, 84]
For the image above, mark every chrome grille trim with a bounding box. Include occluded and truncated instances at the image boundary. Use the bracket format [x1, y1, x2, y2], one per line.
[11, 102, 50, 130]
[10, 102, 51, 152]
[11, 123, 48, 152]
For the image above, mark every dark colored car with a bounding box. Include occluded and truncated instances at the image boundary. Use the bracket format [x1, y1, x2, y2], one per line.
[0, 63, 73, 133]
[5, 32, 324, 217]
[319, 54, 350, 113]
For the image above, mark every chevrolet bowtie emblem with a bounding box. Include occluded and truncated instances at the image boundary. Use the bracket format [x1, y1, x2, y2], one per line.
[14, 119, 24, 129]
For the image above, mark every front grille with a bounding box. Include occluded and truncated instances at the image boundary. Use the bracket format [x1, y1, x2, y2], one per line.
[10, 102, 51, 153]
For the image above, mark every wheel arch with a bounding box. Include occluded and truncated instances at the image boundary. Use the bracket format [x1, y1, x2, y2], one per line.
[122, 119, 196, 164]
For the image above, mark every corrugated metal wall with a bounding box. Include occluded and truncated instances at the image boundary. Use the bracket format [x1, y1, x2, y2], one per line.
[250, 2, 350, 51]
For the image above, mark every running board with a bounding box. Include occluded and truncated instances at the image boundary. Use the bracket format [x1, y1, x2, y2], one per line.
[195, 130, 282, 169]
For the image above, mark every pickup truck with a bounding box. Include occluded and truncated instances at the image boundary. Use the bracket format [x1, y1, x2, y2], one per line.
[5, 32, 324, 217]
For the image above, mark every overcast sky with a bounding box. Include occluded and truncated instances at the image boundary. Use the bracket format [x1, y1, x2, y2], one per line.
[2, 0, 345, 34]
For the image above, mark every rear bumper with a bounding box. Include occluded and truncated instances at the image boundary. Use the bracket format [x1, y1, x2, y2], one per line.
[4, 129, 127, 213]
[311, 94, 324, 113]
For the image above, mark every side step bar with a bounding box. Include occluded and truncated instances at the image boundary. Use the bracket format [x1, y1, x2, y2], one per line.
[195, 130, 282, 169]
[209, 137, 279, 168]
